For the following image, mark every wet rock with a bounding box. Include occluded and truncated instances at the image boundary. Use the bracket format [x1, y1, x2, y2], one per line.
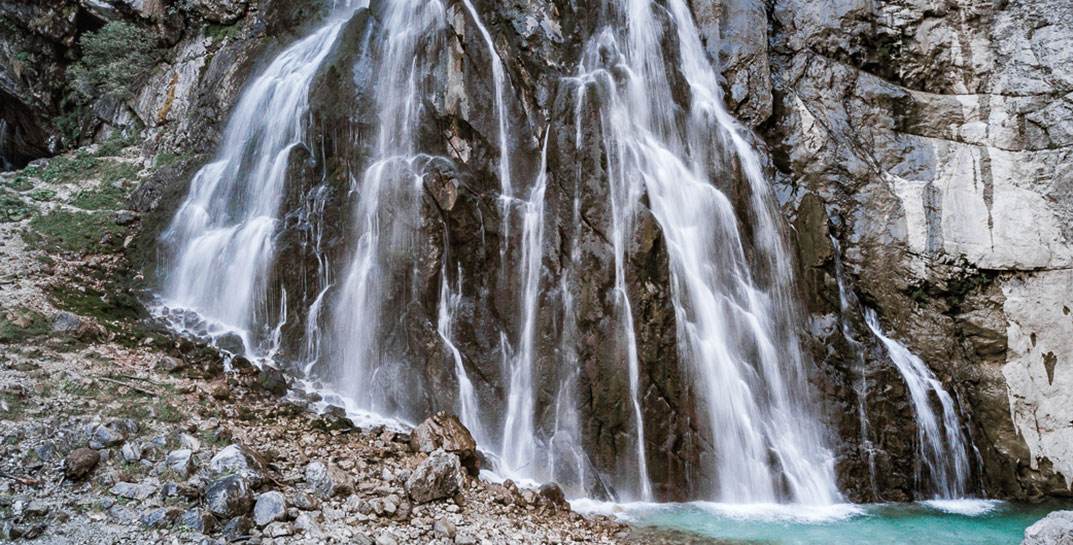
[257, 365, 289, 397]
[313, 406, 354, 431]
[140, 507, 180, 528]
[180, 508, 216, 533]
[404, 449, 464, 505]
[205, 475, 253, 518]
[216, 333, 246, 355]
[110, 481, 158, 501]
[538, 482, 568, 509]
[166, 448, 194, 476]
[253, 491, 287, 527]
[304, 460, 352, 498]
[1023, 510, 1073, 545]
[0, 521, 21, 541]
[409, 412, 479, 475]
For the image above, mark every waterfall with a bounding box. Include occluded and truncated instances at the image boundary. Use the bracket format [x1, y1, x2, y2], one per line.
[325, 0, 448, 417]
[830, 236, 880, 497]
[159, 4, 359, 353]
[437, 261, 487, 446]
[565, 0, 840, 503]
[863, 309, 972, 499]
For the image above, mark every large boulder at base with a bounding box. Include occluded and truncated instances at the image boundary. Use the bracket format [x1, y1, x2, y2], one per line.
[409, 412, 479, 475]
[405, 449, 464, 505]
[1023, 511, 1073, 545]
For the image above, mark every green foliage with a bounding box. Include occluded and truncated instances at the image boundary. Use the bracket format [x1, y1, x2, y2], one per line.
[0, 191, 31, 223]
[98, 161, 140, 185]
[4, 174, 34, 192]
[26, 209, 124, 253]
[69, 22, 157, 102]
[95, 131, 139, 157]
[205, 22, 242, 42]
[29, 188, 55, 202]
[153, 151, 188, 169]
[36, 153, 100, 184]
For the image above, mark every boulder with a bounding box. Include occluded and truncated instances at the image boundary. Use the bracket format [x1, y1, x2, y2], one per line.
[180, 508, 216, 534]
[205, 475, 253, 518]
[140, 507, 181, 528]
[1023, 511, 1073, 545]
[252, 491, 287, 527]
[166, 449, 194, 476]
[63, 448, 99, 480]
[304, 461, 352, 498]
[209, 443, 264, 484]
[409, 413, 479, 475]
[110, 481, 158, 501]
[404, 449, 464, 505]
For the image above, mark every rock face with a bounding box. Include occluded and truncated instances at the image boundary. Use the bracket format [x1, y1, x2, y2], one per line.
[405, 450, 465, 505]
[1023, 511, 1073, 545]
[5, 0, 1071, 503]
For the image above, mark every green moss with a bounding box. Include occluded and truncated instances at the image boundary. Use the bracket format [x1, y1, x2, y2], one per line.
[4, 175, 34, 192]
[95, 132, 139, 157]
[48, 282, 142, 325]
[26, 209, 125, 253]
[0, 308, 50, 344]
[37, 153, 101, 184]
[0, 191, 31, 223]
[205, 22, 243, 42]
[153, 151, 189, 169]
[29, 188, 56, 202]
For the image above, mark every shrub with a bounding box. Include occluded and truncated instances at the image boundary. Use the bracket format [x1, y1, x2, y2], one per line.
[69, 22, 157, 102]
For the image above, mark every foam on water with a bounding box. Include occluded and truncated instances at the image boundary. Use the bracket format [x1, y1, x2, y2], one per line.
[922, 499, 1002, 516]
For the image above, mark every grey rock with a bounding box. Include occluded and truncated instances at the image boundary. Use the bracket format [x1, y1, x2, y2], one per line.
[374, 531, 399, 545]
[32, 442, 56, 462]
[404, 449, 464, 505]
[156, 355, 187, 373]
[121, 442, 142, 462]
[265, 521, 293, 538]
[89, 422, 127, 449]
[220, 515, 252, 541]
[110, 481, 158, 501]
[166, 448, 194, 476]
[50, 311, 81, 334]
[113, 209, 139, 225]
[293, 512, 322, 538]
[304, 461, 352, 498]
[209, 443, 263, 484]
[180, 508, 217, 534]
[433, 518, 457, 538]
[252, 491, 286, 527]
[409, 413, 479, 475]
[290, 491, 319, 511]
[205, 475, 253, 518]
[141, 507, 180, 528]
[1023, 510, 1073, 545]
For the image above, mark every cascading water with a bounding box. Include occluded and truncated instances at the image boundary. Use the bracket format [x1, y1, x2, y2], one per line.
[830, 235, 880, 497]
[159, 0, 845, 505]
[324, 0, 448, 417]
[566, 0, 840, 503]
[863, 309, 973, 499]
[159, 3, 360, 354]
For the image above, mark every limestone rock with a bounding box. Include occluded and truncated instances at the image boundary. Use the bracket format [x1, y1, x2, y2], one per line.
[405, 449, 464, 505]
[1023, 511, 1073, 545]
[304, 460, 352, 498]
[253, 491, 287, 527]
[409, 412, 479, 475]
[205, 475, 253, 518]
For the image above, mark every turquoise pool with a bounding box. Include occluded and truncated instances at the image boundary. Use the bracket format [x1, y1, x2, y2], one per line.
[574, 499, 1069, 545]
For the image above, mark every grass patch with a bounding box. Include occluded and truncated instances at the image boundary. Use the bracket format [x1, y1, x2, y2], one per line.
[0, 191, 31, 223]
[48, 282, 143, 324]
[206, 22, 243, 42]
[26, 209, 125, 253]
[4, 174, 34, 192]
[71, 183, 128, 211]
[0, 308, 50, 344]
[153, 151, 188, 169]
[29, 188, 56, 202]
[95, 132, 139, 157]
[36, 153, 101, 184]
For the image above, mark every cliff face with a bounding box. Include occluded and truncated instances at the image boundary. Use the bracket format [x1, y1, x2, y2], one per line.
[3, 0, 1070, 502]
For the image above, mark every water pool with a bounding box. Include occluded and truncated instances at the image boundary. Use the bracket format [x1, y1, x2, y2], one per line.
[574, 499, 1069, 545]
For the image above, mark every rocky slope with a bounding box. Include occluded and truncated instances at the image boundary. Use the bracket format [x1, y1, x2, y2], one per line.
[1, 0, 1071, 508]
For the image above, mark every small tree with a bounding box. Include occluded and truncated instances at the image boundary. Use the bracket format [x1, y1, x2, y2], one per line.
[69, 21, 157, 102]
